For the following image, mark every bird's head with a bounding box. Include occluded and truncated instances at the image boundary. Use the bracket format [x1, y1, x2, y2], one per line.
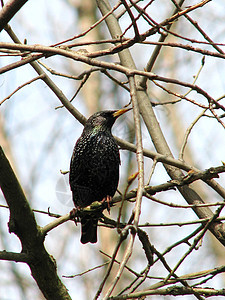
[84, 108, 132, 133]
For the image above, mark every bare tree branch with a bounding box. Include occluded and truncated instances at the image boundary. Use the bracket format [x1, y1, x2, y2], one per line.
[0, 250, 29, 262]
[0, 0, 29, 32]
[96, 0, 225, 247]
[1, 1, 225, 298]
[0, 146, 72, 300]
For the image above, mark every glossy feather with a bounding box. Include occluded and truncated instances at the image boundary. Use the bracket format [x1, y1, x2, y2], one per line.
[69, 110, 122, 244]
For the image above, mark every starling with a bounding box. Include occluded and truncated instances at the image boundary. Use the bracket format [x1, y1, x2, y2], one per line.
[69, 108, 131, 244]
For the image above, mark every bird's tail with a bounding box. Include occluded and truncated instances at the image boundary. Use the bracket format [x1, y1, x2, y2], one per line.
[80, 215, 98, 244]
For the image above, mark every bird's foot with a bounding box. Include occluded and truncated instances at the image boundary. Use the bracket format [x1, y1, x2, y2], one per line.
[70, 208, 79, 226]
[101, 195, 112, 214]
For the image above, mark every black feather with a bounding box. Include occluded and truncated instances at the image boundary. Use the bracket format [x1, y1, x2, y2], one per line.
[69, 110, 128, 244]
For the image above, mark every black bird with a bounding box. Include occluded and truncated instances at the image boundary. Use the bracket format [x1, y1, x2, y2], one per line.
[69, 108, 131, 244]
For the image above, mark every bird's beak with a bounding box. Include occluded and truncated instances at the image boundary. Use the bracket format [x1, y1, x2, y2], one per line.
[113, 107, 132, 118]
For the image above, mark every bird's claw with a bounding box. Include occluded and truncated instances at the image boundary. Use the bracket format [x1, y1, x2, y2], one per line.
[70, 208, 79, 226]
[101, 195, 112, 214]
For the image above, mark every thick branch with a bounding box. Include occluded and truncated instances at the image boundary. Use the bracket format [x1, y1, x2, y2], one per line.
[0, 0, 29, 32]
[0, 146, 72, 300]
[3, 25, 225, 245]
[96, 0, 225, 246]
[0, 250, 29, 262]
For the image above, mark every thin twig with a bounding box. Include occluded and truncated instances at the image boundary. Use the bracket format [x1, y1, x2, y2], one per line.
[94, 229, 129, 300]
[146, 158, 157, 186]
[0, 74, 45, 105]
[164, 204, 225, 283]
[63, 261, 110, 278]
[103, 233, 135, 299]
[179, 109, 207, 160]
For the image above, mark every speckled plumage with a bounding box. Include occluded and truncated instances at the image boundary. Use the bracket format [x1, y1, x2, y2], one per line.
[69, 110, 129, 244]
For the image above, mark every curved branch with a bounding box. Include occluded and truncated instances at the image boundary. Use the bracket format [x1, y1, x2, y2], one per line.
[0, 146, 72, 300]
[96, 0, 225, 247]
